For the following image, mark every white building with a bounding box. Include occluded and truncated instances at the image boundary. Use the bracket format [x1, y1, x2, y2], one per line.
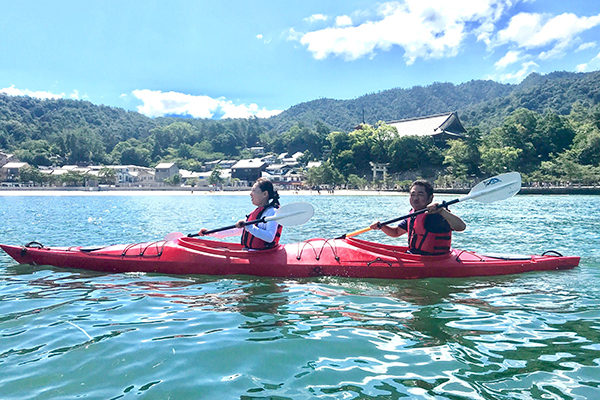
[155, 163, 179, 182]
[109, 165, 155, 185]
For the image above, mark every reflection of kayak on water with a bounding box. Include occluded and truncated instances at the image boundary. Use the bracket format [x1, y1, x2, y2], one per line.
[0, 236, 579, 279]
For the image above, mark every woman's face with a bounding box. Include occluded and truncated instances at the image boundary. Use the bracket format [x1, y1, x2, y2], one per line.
[250, 183, 269, 207]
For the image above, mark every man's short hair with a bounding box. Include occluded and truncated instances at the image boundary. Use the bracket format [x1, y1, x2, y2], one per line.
[411, 179, 434, 198]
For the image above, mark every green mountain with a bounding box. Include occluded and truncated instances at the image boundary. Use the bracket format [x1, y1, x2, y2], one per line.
[264, 70, 600, 132]
[1, 70, 599, 157]
[2, 70, 599, 186]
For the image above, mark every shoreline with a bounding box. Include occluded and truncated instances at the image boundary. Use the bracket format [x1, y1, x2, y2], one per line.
[0, 188, 406, 197]
[1, 186, 599, 196]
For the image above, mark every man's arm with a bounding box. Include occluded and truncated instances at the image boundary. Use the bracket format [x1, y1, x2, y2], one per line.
[369, 221, 407, 237]
[428, 204, 466, 232]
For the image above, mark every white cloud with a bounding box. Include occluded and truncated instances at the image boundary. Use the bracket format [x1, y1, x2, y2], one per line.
[1, 85, 84, 101]
[1, 85, 64, 100]
[495, 12, 543, 47]
[495, 12, 600, 59]
[286, 28, 303, 41]
[256, 33, 271, 44]
[335, 15, 352, 27]
[132, 89, 282, 119]
[296, 0, 514, 64]
[576, 42, 596, 52]
[306, 14, 328, 23]
[133, 90, 218, 118]
[495, 50, 522, 69]
[295, 2, 600, 73]
[254, 108, 283, 118]
[494, 60, 539, 82]
[576, 51, 600, 72]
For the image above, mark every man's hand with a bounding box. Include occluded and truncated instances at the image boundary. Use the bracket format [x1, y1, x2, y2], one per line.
[369, 221, 382, 230]
[426, 203, 442, 214]
[427, 203, 466, 231]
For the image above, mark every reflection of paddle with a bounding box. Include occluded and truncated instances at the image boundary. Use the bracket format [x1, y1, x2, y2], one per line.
[182, 202, 314, 238]
[339, 172, 522, 239]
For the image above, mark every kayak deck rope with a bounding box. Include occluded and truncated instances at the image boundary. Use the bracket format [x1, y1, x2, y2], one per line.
[295, 239, 340, 262]
[120, 241, 169, 258]
[366, 257, 393, 267]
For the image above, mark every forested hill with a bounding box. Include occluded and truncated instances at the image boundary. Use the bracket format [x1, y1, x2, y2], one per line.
[263, 70, 600, 132]
[1, 70, 600, 157]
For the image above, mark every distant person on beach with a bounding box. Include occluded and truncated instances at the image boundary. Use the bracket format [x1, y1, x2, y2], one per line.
[369, 179, 466, 255]
[198, 177, 282, 249]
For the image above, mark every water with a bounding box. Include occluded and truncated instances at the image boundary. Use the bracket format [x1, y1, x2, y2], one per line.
[1, 193, 599, 399]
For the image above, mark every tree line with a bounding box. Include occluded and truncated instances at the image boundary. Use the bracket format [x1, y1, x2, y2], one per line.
[303, 105, 600, 188]
[1, 70, 600, 188]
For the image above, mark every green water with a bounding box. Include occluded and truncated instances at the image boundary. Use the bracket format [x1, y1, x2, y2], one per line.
[1, 194, 599, 399]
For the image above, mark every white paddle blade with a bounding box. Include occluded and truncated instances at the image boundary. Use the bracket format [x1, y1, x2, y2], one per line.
[266, 202, 314, 226]
[462, 172, 522, 203]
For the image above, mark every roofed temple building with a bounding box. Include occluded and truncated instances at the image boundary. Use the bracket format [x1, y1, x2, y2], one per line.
[386, 112, 467, 141]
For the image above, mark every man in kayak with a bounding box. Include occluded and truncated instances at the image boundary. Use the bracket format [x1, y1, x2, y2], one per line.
[198, 177, 282, 249]
[370, 180, 466, 255]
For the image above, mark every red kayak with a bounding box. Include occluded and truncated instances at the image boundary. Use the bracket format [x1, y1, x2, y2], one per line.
[0, 237, 579, 279]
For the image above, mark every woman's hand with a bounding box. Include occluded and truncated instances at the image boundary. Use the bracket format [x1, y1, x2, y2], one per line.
[235, 219, 245, 229]
[197, 228, 209, 236]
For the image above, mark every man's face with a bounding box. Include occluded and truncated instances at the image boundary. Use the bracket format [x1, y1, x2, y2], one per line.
[409, 184, 433, 210]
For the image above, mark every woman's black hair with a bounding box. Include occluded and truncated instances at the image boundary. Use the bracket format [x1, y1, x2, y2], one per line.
[255, 177, 280, 207]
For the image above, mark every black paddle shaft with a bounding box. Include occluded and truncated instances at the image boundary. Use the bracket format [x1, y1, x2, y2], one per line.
[187, 217, 267, 237]
[377, 199, 459, 228]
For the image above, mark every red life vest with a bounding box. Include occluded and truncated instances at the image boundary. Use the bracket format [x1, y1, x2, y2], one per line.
[240, 206, 282, 250]
[407, 212, 452, 255]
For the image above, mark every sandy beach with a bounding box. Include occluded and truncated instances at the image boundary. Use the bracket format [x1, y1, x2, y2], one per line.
[1, 186, 598, 196]
[0, 188, 410, 197]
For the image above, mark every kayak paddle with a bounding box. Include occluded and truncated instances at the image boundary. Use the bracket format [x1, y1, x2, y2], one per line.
[186, 202, 315, 238]
[339, 171, 522, 239]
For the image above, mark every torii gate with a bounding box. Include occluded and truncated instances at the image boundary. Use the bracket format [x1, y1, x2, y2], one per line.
[370, 162, 390, 181]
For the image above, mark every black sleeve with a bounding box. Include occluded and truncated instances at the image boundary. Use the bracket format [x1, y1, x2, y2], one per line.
[398, 219, 408, 231]
[424, 214, 451, 233]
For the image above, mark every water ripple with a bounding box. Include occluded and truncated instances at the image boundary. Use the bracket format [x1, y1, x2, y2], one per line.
[1, 194, 600, 399]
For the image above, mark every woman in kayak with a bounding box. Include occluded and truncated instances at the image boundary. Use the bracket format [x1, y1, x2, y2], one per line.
[198, 177, 282, 249]
[369, 179, 466, 255]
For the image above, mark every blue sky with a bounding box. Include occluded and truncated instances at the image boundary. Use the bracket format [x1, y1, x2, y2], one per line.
[2, 0, 600, 120]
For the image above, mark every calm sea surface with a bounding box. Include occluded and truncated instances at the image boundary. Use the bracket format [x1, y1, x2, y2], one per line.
[1, 193, 599, 400]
